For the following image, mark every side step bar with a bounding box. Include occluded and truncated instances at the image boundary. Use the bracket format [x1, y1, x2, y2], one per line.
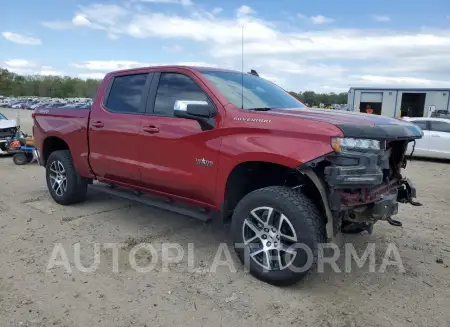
[90, 183, 213, 222]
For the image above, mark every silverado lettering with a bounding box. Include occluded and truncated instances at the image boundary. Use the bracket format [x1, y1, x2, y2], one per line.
[233, 117, 272, 123]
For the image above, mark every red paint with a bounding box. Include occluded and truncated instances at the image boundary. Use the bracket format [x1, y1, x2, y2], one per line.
[33, 66, 346, 209]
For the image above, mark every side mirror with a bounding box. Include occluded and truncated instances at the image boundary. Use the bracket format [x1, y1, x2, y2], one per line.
[174, 100, 216, 119]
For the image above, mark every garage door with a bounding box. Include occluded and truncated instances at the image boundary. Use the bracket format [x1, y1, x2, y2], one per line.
[361, 92, 383, 102]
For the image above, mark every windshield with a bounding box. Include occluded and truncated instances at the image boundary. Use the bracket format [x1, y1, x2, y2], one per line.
[202, 71, 306, 110]
[0, 113, 6, 120]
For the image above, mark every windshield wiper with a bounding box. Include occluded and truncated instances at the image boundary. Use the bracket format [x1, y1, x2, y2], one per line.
[247, 107, 272, 111]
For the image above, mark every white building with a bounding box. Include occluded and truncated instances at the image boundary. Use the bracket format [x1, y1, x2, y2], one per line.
[347, 87, 450, 117]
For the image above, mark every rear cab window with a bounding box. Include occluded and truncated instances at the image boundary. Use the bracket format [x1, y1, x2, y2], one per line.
[104, 73, 149, 114]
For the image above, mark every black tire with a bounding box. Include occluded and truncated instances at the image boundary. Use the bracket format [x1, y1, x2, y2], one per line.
[46, 150, 88, 205]
[25, 152, 34, 163]
[13, 153, 28, 165]
[231, 186, 326, 286]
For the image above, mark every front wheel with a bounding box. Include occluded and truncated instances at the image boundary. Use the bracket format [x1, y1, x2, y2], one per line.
[231, 186, 326, 286]
[13, 152, 30, 165]
[46, 150, 88, 205]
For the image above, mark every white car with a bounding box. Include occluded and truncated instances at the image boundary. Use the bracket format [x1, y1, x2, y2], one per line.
[404, 117, 450, 160]
[0, 113, 19, 155]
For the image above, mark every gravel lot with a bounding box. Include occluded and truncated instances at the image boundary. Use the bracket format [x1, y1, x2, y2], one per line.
[0, 108, 449, 327]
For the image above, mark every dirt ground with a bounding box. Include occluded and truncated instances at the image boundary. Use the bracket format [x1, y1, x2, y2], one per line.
[0, 109, 449, 327]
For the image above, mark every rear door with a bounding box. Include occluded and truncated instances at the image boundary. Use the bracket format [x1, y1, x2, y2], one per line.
[138, 69, 222, 205]
[429, 120, 450, 159]
[88, 72, 153, 184]
[407, 120, 431, 157]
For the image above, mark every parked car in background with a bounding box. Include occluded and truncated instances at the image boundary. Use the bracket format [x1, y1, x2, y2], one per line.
[0, 113, 19, 155]
[404, 117, 450, 159]
[431, 110, 450, 119]
[0, 96, 92, 110]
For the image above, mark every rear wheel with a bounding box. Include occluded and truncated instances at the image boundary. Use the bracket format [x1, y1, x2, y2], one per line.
[46, 150, 88, 205]
[231, 186, 326, 286]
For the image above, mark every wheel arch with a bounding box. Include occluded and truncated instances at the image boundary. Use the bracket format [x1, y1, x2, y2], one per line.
[218, 158, 335, 241]
[42, 136, 70, 165]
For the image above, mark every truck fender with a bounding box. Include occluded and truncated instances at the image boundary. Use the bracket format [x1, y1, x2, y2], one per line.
[298, 167, 336, 243]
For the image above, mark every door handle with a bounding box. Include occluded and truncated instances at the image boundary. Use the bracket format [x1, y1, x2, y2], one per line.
[431, 134, 440, 138]
[91, 121, 104, 128]
[142, 126, 160, 134]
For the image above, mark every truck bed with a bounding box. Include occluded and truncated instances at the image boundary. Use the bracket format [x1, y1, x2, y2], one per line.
[33, 108, 91, 177]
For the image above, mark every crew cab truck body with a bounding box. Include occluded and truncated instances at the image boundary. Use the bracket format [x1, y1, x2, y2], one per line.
[33, 66, 422, 285]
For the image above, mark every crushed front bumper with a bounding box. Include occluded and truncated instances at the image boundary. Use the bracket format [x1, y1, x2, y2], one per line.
[0, 139, 12, 154]
[370, 191, 399, 220]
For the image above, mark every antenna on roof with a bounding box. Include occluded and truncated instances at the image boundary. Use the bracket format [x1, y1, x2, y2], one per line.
[241, 25, 244, 110]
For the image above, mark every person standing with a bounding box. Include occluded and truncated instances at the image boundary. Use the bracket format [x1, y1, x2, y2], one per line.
[365, 104, 374, 114]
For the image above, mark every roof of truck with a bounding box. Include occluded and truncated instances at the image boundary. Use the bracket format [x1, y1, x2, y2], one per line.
[108, 65, 244, 76]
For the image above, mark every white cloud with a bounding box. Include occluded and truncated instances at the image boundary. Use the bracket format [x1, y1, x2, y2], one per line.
[139, 0, 193, 5]
[310, 15, 334, 24]
[237, 5, 254, 17]
[40, 66, 64, 76]
[350, 75, 450, 87]
[162, 44, 183, 52]
[297, 14, 334, 24]
[4, 59, 36, 68]
[41, 21, 73, 30]
[71, 60, 217, 72]
[72, 15, 91, 27]
[71, 60, 150, 71]
[176, 61, 217, 67]
[373, 15, 391, 22]
[39, 3, 450, 91]
[1, 59, 37, 75]
[212, 7, 223, 15]
[1, 59, 64, 76]
[78, 72, 106, 80]
[1, 32, 42, 45]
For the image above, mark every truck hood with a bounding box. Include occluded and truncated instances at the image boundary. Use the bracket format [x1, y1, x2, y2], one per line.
[269, 108, 423, 140]
[0, 119, 17, 129]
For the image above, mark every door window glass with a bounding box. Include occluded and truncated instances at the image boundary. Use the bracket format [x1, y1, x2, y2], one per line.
[153, 73, 208, 116]
[430, 121, 450, 133]
[412, 120, 428, 130]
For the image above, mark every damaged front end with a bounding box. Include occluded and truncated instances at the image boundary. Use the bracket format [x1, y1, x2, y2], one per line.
[314, 136, 421, 236]
[326, 138, 421, 234]
[0, 120, 25, 155]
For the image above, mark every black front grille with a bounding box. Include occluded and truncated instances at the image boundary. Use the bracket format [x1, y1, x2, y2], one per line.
[0, 128, 16, 139]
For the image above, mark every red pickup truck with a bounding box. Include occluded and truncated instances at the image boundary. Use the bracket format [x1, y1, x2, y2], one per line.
[33, 66, 422, 285]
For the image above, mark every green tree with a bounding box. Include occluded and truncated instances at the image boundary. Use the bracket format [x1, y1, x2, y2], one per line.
[0, 69, 101, 98]
[0, 68, 349, 105]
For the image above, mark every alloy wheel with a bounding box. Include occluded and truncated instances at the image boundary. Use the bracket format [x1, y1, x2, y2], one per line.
[49, 160, 67, 197]
[242, 206, 298, 271]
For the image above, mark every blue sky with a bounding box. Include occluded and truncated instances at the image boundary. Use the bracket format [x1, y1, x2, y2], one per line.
[1, 0, 450, 92]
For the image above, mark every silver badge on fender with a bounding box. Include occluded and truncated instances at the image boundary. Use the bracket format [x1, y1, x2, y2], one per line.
[195, 158, 213, 167]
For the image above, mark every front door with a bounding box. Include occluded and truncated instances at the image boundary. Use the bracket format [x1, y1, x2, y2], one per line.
[139, 70, 221, 205]
[89, 72, 152, 184]
[429, 120, 450, 157]
[407, 120, 430, 157]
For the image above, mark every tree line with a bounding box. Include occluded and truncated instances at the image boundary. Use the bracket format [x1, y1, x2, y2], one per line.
[0, 68, 100, 98]
[288, 91, 348, 106]
[0, 68, 348, 105]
